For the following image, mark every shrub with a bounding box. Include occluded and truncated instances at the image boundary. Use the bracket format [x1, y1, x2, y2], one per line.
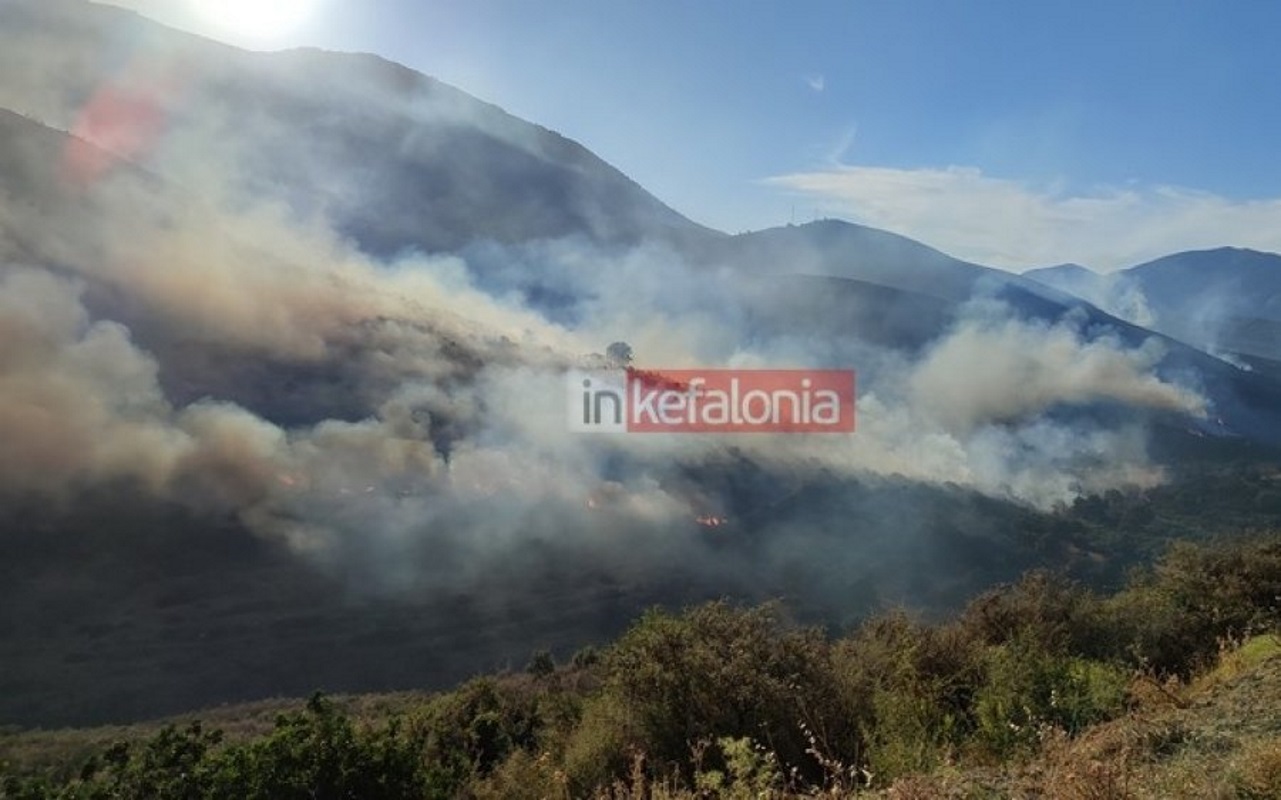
[204, 693, 427, 800]
[16, 696, 433, 800]
[974, 637, 1128, 758]
[1103, 535, 1281, 676]
[593, 601, 854, 787]
[958, 570, 1108, 658]
[526, 650, 556, 679]
[692, 737, 783, 799]
[560, 693, 643, 793]
[416, 678, 542, 792]
[832, 613, 982, 783]
[470, 749, 569, 800]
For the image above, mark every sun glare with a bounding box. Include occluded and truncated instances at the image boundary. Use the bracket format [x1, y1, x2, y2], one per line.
[190, 0, 318, 42]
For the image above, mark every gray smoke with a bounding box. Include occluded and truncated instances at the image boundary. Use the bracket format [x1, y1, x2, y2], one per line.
[0, 2, 1213, 601]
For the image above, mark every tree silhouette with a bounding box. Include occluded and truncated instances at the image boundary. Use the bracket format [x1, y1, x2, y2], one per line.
[605, 341, 634, 368]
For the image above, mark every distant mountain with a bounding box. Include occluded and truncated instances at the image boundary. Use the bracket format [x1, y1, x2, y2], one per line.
[1027, 248, 1281, 365]
[698, 220, 1087, 363]
[1028, 263, 1097, 279]
[1126, 248, 1281, 360]
[701, 220, 1281, 444]
[1023, 263, 1106, 299]
[718, 220, 1093, 307]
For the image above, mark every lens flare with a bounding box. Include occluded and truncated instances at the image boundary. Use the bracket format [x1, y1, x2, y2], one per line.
[191, 0, 318, 41]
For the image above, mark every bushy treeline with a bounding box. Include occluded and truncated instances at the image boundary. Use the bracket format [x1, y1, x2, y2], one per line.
[4, 534, 1280, 799]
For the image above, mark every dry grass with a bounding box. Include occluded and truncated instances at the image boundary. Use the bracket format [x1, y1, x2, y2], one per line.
[1006, 634, 1281, 800]
[1232, 738, 1281, 799]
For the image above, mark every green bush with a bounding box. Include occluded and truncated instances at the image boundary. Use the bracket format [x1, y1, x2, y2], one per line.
[974, 637, 1128, 758]
[1103, 536, 1281, 676]
[416, 678, 542, 792]
[692, 736, 784, 798]
[592, 601, 855, 786]
[0, 696, 431, 800]
[560, 692, 643, 792]
[201, 694, 427, 800]
[958, 570, 1109, 658]
[832, 613, 980, 782]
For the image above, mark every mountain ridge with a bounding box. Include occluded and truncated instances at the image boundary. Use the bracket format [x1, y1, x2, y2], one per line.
[1027, 246, 1281, 362]
[0, 0, 720, 256]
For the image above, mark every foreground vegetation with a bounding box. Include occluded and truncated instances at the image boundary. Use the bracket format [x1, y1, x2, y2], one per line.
[3, 533, 1280, 799]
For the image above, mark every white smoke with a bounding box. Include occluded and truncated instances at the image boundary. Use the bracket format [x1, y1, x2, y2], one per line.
[0, 0, 1217, 587]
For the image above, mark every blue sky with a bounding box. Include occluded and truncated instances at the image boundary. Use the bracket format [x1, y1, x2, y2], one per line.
[104, 1, 1281, 270]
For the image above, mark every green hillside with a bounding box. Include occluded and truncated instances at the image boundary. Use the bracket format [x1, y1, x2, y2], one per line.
[4, 532, 1279, 799]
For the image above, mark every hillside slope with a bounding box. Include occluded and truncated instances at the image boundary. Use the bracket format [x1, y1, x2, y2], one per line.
[1027, 248, 1281, 365]
[3, 534, 1278, 798]
[0, 0, 718, 255]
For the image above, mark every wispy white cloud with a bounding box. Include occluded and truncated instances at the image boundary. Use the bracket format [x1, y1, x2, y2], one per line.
[804, 73, 825, 93]
[825, 124, 857, 163]
[766, 164, 1281, 271]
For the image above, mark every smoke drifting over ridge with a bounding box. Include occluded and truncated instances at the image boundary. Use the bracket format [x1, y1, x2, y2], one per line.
[911, 313, 1205, 434]
[0, 0, 1213, 603]
[0, 128, 1205, 563]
